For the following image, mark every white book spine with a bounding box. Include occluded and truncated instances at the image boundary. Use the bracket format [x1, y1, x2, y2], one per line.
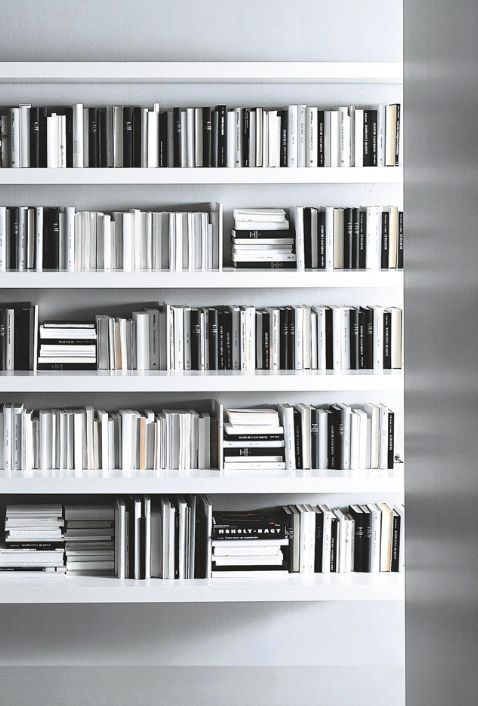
[0, 207, 6, 271]
[287, 105, 298, 167]
[57, 114, 66, 168]
[293, 206, 305, 271]
[147, 109, 159, 168]
[73, 104, 84, 167]
[329, 111, 339, 168]
[47, 114, 58, 168]
[19, 104, 31, 167]
[297, 105, 306, 167]
[306, 107, 318, 167]
[354, 109, 364, 167]
[65, 206, 75, 272]
[194, 108, 203, 167]
[186, 108, 195, 168]
[338, 107, 351, 167]
[10, 108, 20, 168]
[377, 104, 386, 167]
[140, 107, 148, 168]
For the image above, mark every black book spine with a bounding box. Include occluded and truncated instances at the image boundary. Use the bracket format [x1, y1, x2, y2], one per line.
[358, 209, 367, 269]
[6, 542, 64, 549]
[330, 517, 337, 572]
[279, 308, 289, 370]
[314, 512, 324, 572]
[363, 110, 371, 166]
[158, 111, 168, 167]
[88, 108, 98, 168]
[132, 107, 142, 167]
[327, 409, 337, 469]
[387, 411, 395, 469]
[224, 433, 283, 442]
[98, 107, 107, 168]
[358, 309, 366, 369]
[303, 208, 312, 268]
[65, 106, 73, 168]
[208, 308, 219, 370]
[14, 306, 33, 370]
[225, 447, 285, 458]
[395, 104, 401, 166]
[232, 261, 296, 269]
[122, 107, 134, 168]
[37, 362, 97, 371]
[350, 508, 364, 572]
[352, 208, 360, 269]
[318, 210, 326, 269]
[325, 308, 333, 369]
[278, 109, 288, 167]
[391, 512, 401, 572]
[0, 309, 6, 371]
[173, 107, 182, 167]
[29, 107, 41, 168]
[381, 210, 390, 269]
[39, 107, 48, 167]
[364, 307, 374, 369]
[215, 105, 227, 168]
[333, 407, 344, 470]
[369, 109, 378, 166]
[383, 311, 392, 369]
[211, 110, 219, 168]
[310, 407, 320, 469]
[232, 228, 295, 240]
[8, 207, 19, 270]
[190, 309, 200, 370]
[262, 311, 270, 371]
[241, 108, 250, 167]
[217, 309, 226, 370]
[42, 207, 60, 270]
[361, 512, 372, 572]
[287, 307, 295, 370]
[317, 110, 325, 167]
[224, 310, 233, 370]
[349, 308, 359, 370]
[202, 107, 213, 167]
[293, 408, 303, 469]
[398, 211, 404, 269]
[343, 207, 353, 269]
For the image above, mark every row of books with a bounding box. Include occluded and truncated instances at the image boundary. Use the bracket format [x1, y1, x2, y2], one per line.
[0, 400, 396, 473]
[0, 103, 401, 169]
[0, 204, 221, 272]
[0, 402, 217, 472]
[224, 405, 395, 472]
[0, 500, 404, 577]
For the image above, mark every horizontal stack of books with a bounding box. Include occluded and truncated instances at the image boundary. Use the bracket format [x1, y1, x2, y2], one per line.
[0, 103, 401, 168]
[37, 321, 97, 370]
[285, 502, 404, 573]
[64, 504, 115, 575]
[231, 208, 295, 269]
[211, 509, 289, 577]
[0, 302, 38, 371]
[0, 504, 65, 573]
[223, 408, 286, 471]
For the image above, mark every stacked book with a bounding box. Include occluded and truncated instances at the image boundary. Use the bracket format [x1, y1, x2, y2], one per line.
[211, 509, 289, 577]
[0, 504, 65, 573]
[64, 504, 115, 575]
[223, 408, 286, 471]
[37, 321, 97, 370]
[231, 208, 296, 269]
[285, 502, 404, 573]
[0, 302, 38, 371]
[0, 103, 401, 168]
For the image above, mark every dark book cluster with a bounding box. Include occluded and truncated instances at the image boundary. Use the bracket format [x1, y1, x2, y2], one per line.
[0, 302, 38, 371]
[0, 103, 401, 168]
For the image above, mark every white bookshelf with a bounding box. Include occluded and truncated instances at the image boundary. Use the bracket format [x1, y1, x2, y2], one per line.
[0, 370, 403, 392]
[0, 270, 404, 289]
[0, 167, 402, 185]
[0, 573, 404, 604]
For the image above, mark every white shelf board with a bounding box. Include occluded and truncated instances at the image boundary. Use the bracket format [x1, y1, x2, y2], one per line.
[0, 270, 404, 290]
[0, 370, 403, 392]
[0, 573, 404, 604]
[0, 62, 403, 84]
[0, 468, 404, 495]
[0, 167, 403, 185]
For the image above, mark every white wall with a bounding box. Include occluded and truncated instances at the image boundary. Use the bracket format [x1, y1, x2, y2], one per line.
[0, 2, 403, 704]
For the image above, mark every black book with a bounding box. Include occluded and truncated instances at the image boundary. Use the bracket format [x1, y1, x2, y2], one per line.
[225, 447, 285, 458]
[158, 111, 168, 167]
[391, 510, 401, 572]
[208, 308, 219, 370]
[262, 310, 270, 370]
[211, 110, 218, 168]
[217, 309, 226, 370]
[190, 308, 201, 370]
[97, 107, 107, 168]
[387, 410, 395, 469]
[132, 107, 142, 167]
[330, 517, 337, 572]
[8, 206, 19, 270]
[352, 208, 360, 269]
[293, 408, 303, 469]
[88, 108, 99, 168]
[14, 304, 35, 370]
[233, 261, 296, 269]
[241, 108, 250, 167]
[360, 505, 373, 572]
[332, 405, 344, 470]
[0, 309, 6, 371]
[383, 311, 392, 369]
[363, 307, 374, 369]
[202, 107, 213, 167]
[211, 509, 287, 541]
[318, 210, 326, 269]
[5, 542, 64, 550]
[314, 510, 324, 572]
[398, 211, 404, 269]
[394, 104, 401, 166]
[325, 307, 333, 369]
[279, 307, 289, 370]
[358, 308, 366, 369]
[343, 208, 354, 269]
[29, 107, 48, 168]
[327, 406, 343, 470]
[311, 407, 320, 470]
[368, 109, 378, 166]
[349, 308, 359, 370]
[278, 109, 288, 166]
[224, 432, 284, 442]
[42, 207, 60, 270]
[215, 105, 227, 168]
[317, 110, 325, 167]
[358, 209, 367, 269]
[122, 107, 134, 167]
[223, 310, 232, 370]
[232, 228, 294, 240]
[303, 207, 313, 268]
[64, 106, 73, 168]
[381, 210, 390, 268]
[287, 307, 295, 369]
[37, 362, 97, 371]
[349, 505, 365, 572]
[173, 107, 182, 167]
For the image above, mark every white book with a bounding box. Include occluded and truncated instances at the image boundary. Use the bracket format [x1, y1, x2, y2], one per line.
[194, 108, 203, 167]
[377, 104, 386, 167]
[366, 206, 381, 270]
[186, 108, 195, 168]
[367, 503, 382, 573]
[306, 107, 318, 167]
[338, 107, 351, 167]
[226, 110, 235, 167]
[0, 207, 6, 271]
[385, 104, 398, 166]
[316, 306, 327, 372]
[378, 502, 394, 571]
[390, 307, 403, 368]
[318, 505, 333, 573]
[133, 312, 150, 370]
[364, 403, 380, 469]
[354, 109, 364, 167]
[325, 207, 334, 271]
[329, 110, 339, 168]
[255, 108, 263, 167]
[57, 114, 66, 168]
[389, 206, 399, 269]
[287, 105, 298, 167]
[373, 306, 384, 371]
[9, 108, 20, 168]
[19, 104, 31, 167]
[350, 411, 360, 470]
[262, 110, 269, 167]
[147, 109, 159, 168]
[332, 307, 343, 371]
[317, 409, 328, 470]
[294, 306, 304, 371]
[47, 114, 58, 168]
[333, 208, 344, 269]
[73, 104, 84, 167]
[292, 206, 305, 271]
[144, 497, 152, 580]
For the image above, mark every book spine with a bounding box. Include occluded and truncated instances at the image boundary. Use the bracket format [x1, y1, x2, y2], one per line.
[381, 210, 390, 269]
[398, 211, 404, 269]
[202, 107, 212, 168]
[216, 105, 227, 168]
